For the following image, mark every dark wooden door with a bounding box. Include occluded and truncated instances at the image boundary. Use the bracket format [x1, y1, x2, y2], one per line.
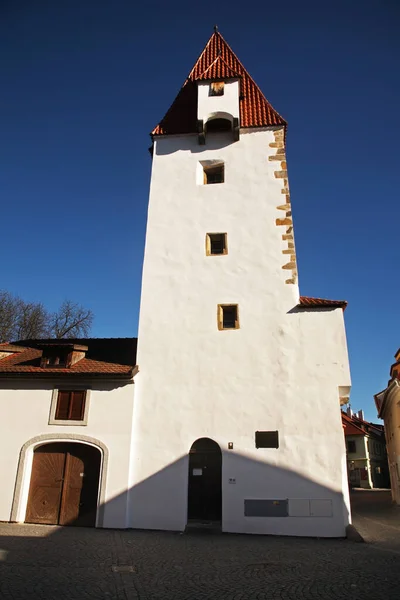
[188, 438, 222, 521]
[59, 444, 101, 527]
[25, 444, 66, 525]
[26, 443, 101, 527]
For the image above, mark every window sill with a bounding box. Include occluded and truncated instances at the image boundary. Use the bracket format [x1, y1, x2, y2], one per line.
[48, 419, 88, 426]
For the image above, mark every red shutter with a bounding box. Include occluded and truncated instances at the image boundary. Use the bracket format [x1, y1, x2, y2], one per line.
[55, 391, 71, 420]
[69, 391, 86, 421]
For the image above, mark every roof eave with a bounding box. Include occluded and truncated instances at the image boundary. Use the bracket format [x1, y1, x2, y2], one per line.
[374, 379, 400, 418]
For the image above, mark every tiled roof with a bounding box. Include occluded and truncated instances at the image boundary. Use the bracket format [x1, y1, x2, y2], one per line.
[342, 412, 365, 436]
[0, 338, 137, 378]
[196, 56, 239, 81]
[298, 296, 348, 310]
[152, 30, 286, 136]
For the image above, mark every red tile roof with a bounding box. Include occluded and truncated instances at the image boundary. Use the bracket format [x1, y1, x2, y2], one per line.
[0, 338, 137, 378]
[342, 412, 365, 435]
[298, 296, 348, 310]
[152, 30, 286, 136]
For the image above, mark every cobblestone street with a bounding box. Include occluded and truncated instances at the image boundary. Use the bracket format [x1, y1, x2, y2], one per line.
[351, 489, 400, 554]
[0, 522, 399, 600]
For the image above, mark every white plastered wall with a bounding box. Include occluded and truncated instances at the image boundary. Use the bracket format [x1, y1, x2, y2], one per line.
[197, 80, 240, 125]
[0, 380, 134, 528]
[131, 128, 351, 537]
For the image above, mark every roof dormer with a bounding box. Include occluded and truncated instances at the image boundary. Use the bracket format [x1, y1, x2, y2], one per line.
[38, 342, 88, 368]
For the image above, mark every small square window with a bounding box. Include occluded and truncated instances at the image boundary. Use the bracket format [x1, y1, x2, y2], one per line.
[210, 81, 224, 96]
[255, 431, 279, 449]
[206, 233, 228, 256]
[55, 390, 86, 421]
[347, 440, 356, 453]
[218, 304, 239, 330]
[204, 163, 224, 185]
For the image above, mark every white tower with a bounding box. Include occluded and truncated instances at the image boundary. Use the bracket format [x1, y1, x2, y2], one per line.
[130, 29, 351, 537]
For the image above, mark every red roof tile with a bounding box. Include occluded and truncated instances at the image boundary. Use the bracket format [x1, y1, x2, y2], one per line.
[0, 338, 137, 378]
[298, 296, 348, 310]
[152, 30, 286, 136]
[342, 412, 365, 435]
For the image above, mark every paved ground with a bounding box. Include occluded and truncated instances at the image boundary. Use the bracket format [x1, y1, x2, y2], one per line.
[350, 488, 400, 553]
[1, 520, 400, 600]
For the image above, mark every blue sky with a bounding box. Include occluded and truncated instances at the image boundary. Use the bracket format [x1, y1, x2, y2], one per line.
[1, 1, 399, 421]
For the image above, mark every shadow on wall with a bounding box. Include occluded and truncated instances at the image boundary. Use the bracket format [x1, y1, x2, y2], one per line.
[155, 132, 236, 155]
[8, 442, 350, 538]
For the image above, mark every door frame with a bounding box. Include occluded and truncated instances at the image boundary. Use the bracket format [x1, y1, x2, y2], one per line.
[187, 437, 222, 523]
[11, 434, 108, 527]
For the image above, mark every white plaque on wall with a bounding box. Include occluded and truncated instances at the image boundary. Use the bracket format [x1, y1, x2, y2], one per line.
[193, 468, 202, 476]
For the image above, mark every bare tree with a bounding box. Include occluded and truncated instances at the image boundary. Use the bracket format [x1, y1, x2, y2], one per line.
[16, 302, 50, 340]
[0, 291, 93, 342]
[0, 291, 20, 342]
[51, 300, 93, 338]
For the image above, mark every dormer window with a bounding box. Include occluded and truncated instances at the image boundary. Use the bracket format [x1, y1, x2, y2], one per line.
[210, 81, 224, 96]
[39, 342, 88, 368]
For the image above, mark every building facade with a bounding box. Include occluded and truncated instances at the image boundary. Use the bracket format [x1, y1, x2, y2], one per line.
[342, 410, 389, 489]
[375, 350, 400, 504]
[0, 339, 137, 529]
[131, 29, 352, 537]
[0, 30, 352, 537]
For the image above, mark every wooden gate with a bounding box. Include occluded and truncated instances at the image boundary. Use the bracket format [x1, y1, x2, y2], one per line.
[188, 438, 222, 522]
[25, 442, 101, 527]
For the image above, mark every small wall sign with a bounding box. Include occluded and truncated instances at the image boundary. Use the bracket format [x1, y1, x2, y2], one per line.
[193, 468, 202, 476]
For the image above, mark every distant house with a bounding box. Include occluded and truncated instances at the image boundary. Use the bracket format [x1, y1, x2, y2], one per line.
[375, 349, 400, 504]
[342, 409, 389, 489]
[0, 338, 137, 528]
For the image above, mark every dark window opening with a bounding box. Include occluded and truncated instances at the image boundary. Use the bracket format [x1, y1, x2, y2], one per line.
[347, 440, 356, 453]
[55, 390, 86, 421]
[210, 82, 225, 96]
[207, 233, 227, 256]
[255, 431, 279, 449]
[204, 163, 224, 185]
[218, 304, 239, 330]
[206, 118, 231, 133]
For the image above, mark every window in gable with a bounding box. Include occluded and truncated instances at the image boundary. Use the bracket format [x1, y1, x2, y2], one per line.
[210, 81, 225, 96]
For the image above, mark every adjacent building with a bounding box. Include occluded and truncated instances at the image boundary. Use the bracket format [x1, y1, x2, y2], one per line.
[375, 349, 400, 504]
[342, 409, 389, 489]
[0, 339, 137, 528]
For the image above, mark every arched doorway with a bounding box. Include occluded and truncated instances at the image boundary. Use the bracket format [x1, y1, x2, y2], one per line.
[187, 438, 222, 522]
[25, 442, 101, 527]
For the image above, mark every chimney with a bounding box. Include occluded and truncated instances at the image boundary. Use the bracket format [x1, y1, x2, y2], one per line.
[357, 410, 364, 421]
[347, 407, 353, 418]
